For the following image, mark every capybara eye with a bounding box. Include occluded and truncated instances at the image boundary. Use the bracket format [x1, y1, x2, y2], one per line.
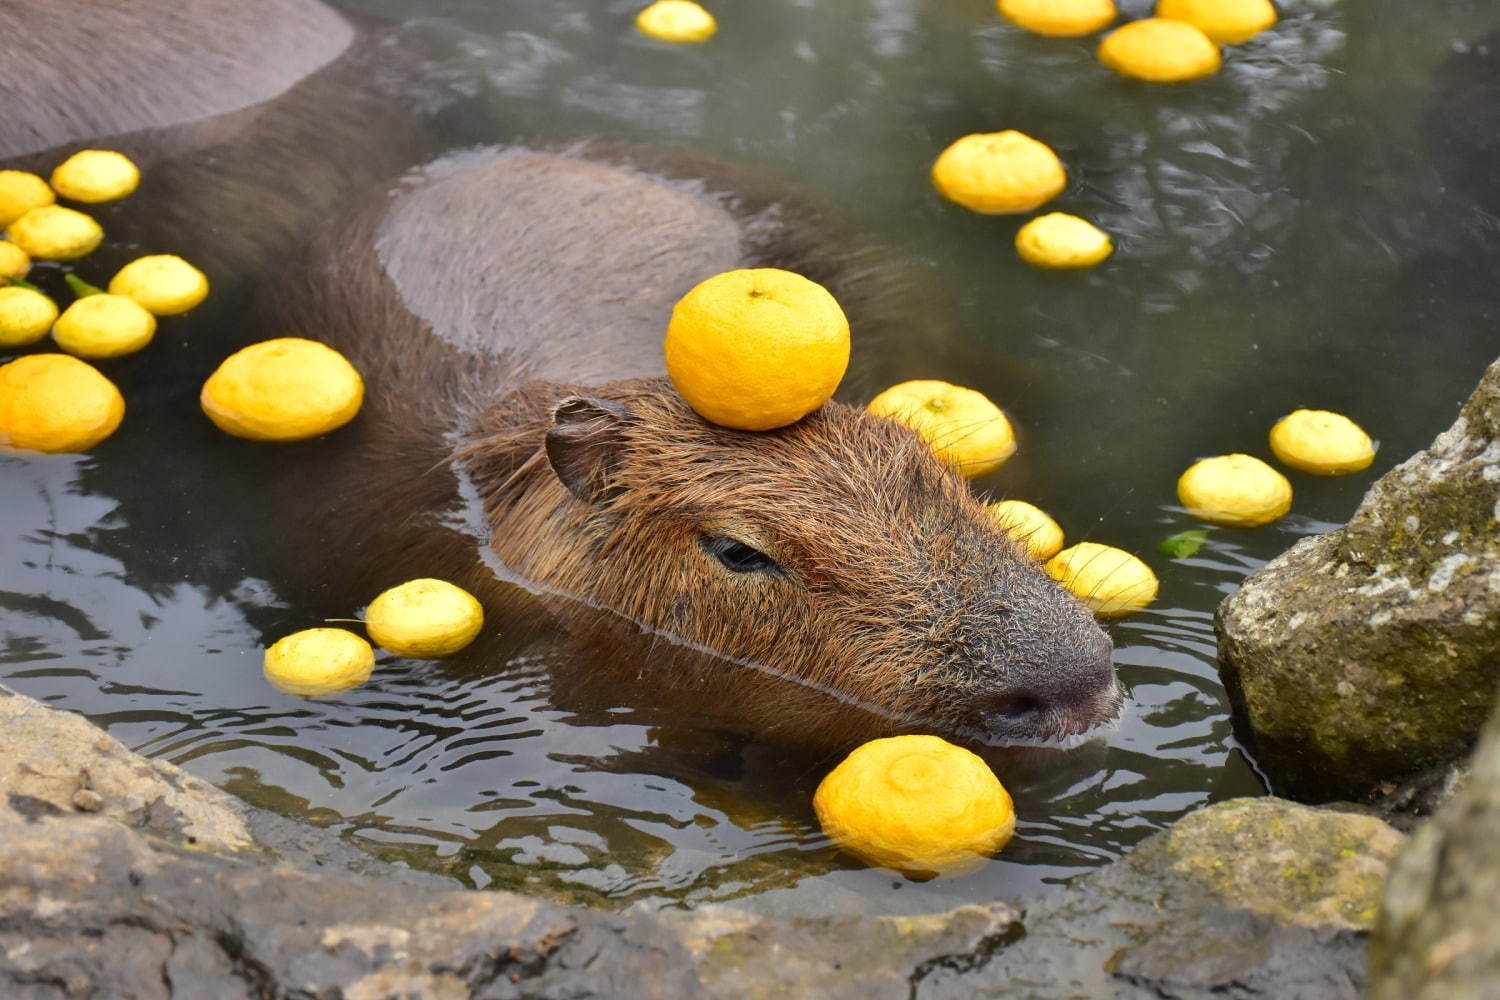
[700, 535, 779, 575]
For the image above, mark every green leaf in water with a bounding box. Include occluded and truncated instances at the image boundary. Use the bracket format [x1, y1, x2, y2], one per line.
[2, 275, 42, 292]
[1159, 529, 1210, 559]
[65, 273, 105, 298]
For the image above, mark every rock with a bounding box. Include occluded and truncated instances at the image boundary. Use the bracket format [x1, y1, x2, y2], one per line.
[1217, 357, 1500, 801]
[1101, 797, 1403, 932]
[1, 686, 1405, 999]
[1, 791, 1394, 999]
[1106, 910, 1366, 1000]
[0, 686, 1022, 1000]
[663, 904, 1023, 1000]
[0, 684, 253, 853]
[891, 797, 1402, 1000]
[0, 803, 1026, 1000]
[1369, 692, 1500, 999]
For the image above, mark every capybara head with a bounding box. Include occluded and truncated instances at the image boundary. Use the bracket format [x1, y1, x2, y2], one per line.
[463, 377, 1119, 747]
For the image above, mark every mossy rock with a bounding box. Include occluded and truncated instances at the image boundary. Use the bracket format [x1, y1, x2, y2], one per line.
[1217, 358, 1500, 801]
[1111, 797, 1404, 931]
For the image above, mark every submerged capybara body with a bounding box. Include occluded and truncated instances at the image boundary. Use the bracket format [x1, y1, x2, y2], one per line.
[6, 0, 1119, 750]
[2, 0, 477, 282]
[260, 144, 1121, 750]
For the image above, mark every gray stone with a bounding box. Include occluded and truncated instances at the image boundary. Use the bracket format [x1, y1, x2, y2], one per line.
[0, 688, 1404, 998]
[0, 804, 1027, 1000]
[1370, 693, 1500, 999]
[1107, 910, 1366, 1000]
[0, 684, 253, 853]
[918, 797, 1401, 1000]
[1217, 357, 1500, 801]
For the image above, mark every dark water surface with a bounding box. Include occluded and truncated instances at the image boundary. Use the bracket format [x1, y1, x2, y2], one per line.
[4, 0, 1499, 913]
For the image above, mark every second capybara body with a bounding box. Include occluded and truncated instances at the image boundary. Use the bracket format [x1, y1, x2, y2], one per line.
[257, 143, 1121, 750]
[2, 0, 478, 284]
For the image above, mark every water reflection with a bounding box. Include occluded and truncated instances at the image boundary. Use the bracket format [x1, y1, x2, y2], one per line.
[4, 0, 1500, 914]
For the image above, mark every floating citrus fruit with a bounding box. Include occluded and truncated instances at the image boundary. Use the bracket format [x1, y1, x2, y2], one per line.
[0, 171, 55, 228]
[868, 379, 1016, 478]
[0, 354, 124, 453]
[53, 294, 157, 359]
[263, 628, 375, 697]
[1015, 213, 1114, 269]
[814, 734, 1015, 876]
[365, 579, 485, 658]
[5, 205, 104, 261]
[988, 499, 1065, 560]
[109, 254, 209, 315]
[1269, 409, 1375, 476]
[1177, 453, 1292, 526]
[998, 0, 1116, 37]
[1156, 0, 1275, 45]
[201, 338, 364, 441]
[636, 0, 717, 42]
[1098, 18, 1221, 82]
[1045, 542, 1158, 617]
[49, 150, 141, 203]
[664, 268, 849, 431]
[0, 286, 59, 348]
[931, 131, 1067, 215]
[0, 240, 31, 280]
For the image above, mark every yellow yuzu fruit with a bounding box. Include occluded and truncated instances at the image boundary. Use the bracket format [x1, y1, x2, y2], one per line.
[813, 734, 1015, 876]
[201, 338, 364, 441]
[1156, 0, 1275, 44]
[49, 150, 141, 203]
[1098, 18, 1222, 82]
[0, 171, 55, 228]
[52, 294, 157, 359]
[1177, 453, 1292, 526]
[988, 499, 1065, 560]
[867, 379, 1016, 478]
[636, 0, 717, 42]
[6, 204, 104, 260]
[1014, 212, 1114, 269]
[263, 628, 375, 697]
[365, 579, 485, 658]
[0, 286, 59, 348]
[1045, 542, 1158, 617]
[664, 268, 850, 431]
[0, 354, 124, 453]
[109, 254, 210, 315]
[1269, 409, 1375, 476]
[998, 0, 1116, 37]
[0, 241, 31, 281]
[931, 131, 1068, 215]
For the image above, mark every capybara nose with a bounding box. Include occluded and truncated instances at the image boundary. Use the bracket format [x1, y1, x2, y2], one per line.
[974, 625, 1120, 743]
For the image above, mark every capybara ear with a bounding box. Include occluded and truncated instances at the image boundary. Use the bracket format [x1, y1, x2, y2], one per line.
[545, 396, 632, 503]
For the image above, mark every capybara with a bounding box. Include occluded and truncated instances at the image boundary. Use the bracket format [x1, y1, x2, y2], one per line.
[256, 144, 1122, 750]
[1, 0, 477, 281]
[5, 0, 1119, 750]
